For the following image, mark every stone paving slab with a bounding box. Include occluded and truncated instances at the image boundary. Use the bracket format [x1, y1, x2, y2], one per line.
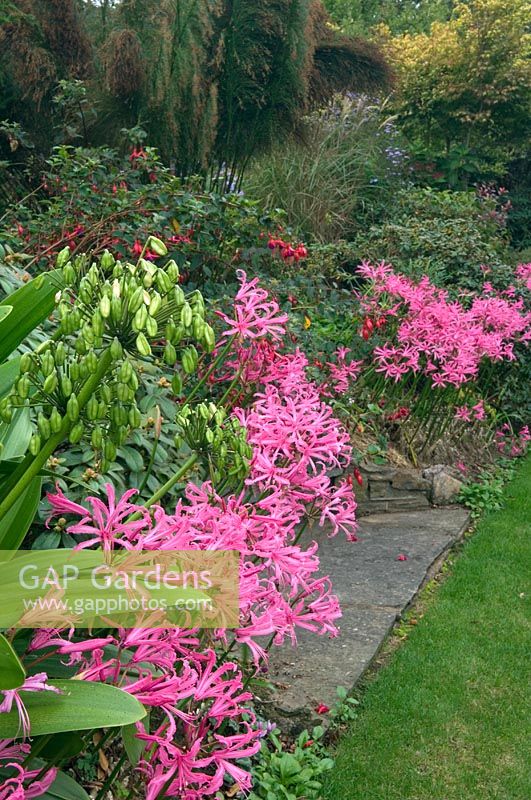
[266, 507, 470, 732]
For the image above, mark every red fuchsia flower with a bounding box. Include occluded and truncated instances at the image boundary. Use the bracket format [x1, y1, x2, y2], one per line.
[130, 147, 147, 162]
[387, 406, 410, 422]
[0, 673, 61, 739]
[132, 239, 144, 257]
[396, 554, 408, 562]
[315, 704, 330, 714]
[353, 468, 363, 487]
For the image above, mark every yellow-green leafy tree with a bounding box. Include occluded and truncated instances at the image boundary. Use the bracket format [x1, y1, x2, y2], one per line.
[379, 0, 531, 183]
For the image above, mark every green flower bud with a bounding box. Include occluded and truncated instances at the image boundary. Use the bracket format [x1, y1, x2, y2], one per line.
[92, 310, 104, 337]
[174, 286, 185, 305]
[149, 291, 162, 317]
[50, 407, 62, 433]
[156, 269, 173, 294]
[43, 371, 58, 395]
[56, 246, 71, 268]
[133, 304, 148, 332]
[110, 296, 122, 324]
[166, 260, 179, 283]
[128, 406, 141, 428]
[104, 440, 117, 462]
[63, 263, 76, 285]
[60, 376, 73, 398]
[41, 351, 55, 377]
[86, 396, 99, 421]
[128, 286, 145, 314]
[119, 360, 133, 383]
[29, 433, 41, 456]
[136, 332, 151, 357]
[66, 393, 80, 422]
[91, 426, 104, 449]
[148, 236, 167, 256]
[101, 384, 112, 404]
[82, 323, 95, 346]
[20, 353, 33, 374]
[203, 324, 216, 352]
[165, 321, 177, 341]
[181, 303, 193, 328]
[69, 421, 84, 444]
[193, 317, 204, 340]
[70, 362, 81, 381]
[0, 399, 13, 424]
[54, 342, 66, 367]
[100, 295, 111, 319]
[145, 315, 158, 337]
[116, 382, 130, 403]
[110, 337, 123, 360]
[100, 250, 115, 269]
[74, 337, 87, 356]
[164, 343, 177, 366]
[85, 350, 98, 374]
[116, 425, 128, 445]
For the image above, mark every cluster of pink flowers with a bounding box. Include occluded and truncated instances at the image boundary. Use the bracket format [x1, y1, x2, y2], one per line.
[358, 261, 531, 387]
[1, 271, 358, 799]
[320, 347, 364, 396]
[494, 423, 530, 458]
[454, 401, 487, 423]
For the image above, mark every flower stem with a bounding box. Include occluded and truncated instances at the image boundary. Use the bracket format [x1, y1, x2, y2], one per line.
[142, 452, 199, 510]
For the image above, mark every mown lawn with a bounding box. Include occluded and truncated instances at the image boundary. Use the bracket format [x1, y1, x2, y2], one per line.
[325, 458, 531, 800]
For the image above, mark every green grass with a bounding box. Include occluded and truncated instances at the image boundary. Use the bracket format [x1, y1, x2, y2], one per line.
[325, 458, 531, 800]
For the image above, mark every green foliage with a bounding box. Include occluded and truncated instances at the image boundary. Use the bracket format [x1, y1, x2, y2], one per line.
[352, 187, 514, 290]
[324, 0, 453, 35]
[458, 460, 516, 518]
[250, 726, 334, 800]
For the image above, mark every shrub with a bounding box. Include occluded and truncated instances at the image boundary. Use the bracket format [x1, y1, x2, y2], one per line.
[352, 187, 514, 291]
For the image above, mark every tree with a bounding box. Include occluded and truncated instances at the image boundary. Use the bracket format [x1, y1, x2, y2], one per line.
[380, 0, 531, 182]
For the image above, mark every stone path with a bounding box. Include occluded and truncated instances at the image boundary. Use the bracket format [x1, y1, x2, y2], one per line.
[266, 507, 470, 732]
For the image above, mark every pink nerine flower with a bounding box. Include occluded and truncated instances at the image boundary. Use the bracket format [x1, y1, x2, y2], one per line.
[0, 762, 57, 799]
[46, 483, 151, 551]
[216, 269, 288, 341]
[0, 673, 61, 739]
